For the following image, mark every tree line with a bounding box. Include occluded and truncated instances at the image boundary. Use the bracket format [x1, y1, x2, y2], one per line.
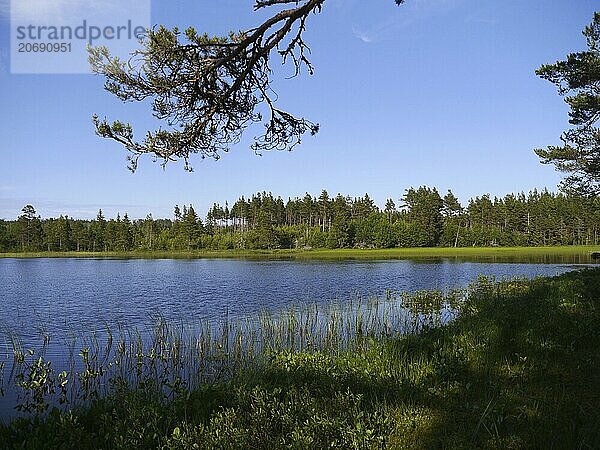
[1, 187, 599, 253]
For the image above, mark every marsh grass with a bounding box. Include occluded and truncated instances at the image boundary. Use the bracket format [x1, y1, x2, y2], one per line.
[0, 245, 598, 263]
[1, 269, 599, 449]
[0, 288, 461, 417]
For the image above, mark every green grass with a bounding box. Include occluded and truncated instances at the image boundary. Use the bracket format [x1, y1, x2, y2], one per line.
[1, 269, 599, 448]
[0, 245, 598, 262]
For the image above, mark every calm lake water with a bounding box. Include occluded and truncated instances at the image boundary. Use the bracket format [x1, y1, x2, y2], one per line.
[0, 257, 590, 341]
[0, 257, 593, 419]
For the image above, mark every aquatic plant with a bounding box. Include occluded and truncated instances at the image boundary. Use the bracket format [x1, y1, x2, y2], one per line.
[0, 270, 599, 449]
[0, 287, 463, 415]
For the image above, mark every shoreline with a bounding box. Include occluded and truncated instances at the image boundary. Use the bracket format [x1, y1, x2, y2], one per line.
[0, 245, 598, 261]
[2, 269, 599, 447]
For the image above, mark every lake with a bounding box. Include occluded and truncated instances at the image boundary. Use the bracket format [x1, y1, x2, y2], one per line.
[0, 257, 590, 341]
[0, 257, 593, 418]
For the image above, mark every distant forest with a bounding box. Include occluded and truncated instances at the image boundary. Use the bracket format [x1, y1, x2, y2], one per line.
[1, 187, 599, 252]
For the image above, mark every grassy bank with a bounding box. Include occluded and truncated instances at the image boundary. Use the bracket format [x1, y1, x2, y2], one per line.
[1, 269, 599, 448]
[0, 245, 598, 261]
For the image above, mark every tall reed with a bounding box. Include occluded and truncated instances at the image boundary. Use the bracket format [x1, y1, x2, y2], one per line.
[0, 286, 468, 416]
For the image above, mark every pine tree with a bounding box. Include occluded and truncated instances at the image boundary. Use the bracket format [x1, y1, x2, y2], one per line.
[16, 205, 43, 251]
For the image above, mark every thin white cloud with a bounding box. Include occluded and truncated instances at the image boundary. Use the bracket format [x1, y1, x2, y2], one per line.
[412, 0, 462, 10]
[350, 0, 466, 44]
[464, 15, 497, 25]
[351, 15, 413, 44]
[352, 26, 373, 43]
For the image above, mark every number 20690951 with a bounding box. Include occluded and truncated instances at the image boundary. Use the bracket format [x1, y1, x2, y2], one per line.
[18, 42, 72, 53]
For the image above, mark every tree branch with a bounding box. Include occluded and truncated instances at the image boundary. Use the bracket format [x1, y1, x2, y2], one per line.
[90, 0, 403, 171]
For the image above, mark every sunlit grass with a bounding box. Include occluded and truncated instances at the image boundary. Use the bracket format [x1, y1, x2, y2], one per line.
[0, 245, 598, 262]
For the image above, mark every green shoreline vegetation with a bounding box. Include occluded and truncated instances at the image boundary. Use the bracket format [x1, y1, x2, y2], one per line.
[0, 245, 598, 261]
[1, 188, 599, 256]
[1, 269, 599, 448]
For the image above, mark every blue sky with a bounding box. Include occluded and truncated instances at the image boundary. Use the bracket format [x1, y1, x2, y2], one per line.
[0, 0, 597, 220]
